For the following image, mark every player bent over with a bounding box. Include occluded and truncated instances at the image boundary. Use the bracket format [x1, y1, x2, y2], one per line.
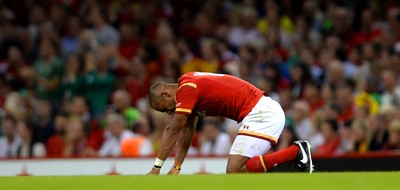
[147, 72, 313, 174]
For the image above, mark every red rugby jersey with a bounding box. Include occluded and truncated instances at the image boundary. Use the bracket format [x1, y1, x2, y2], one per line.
[175, 72, 264, 122]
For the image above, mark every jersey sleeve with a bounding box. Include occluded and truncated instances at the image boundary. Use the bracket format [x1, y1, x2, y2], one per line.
[175, 83, 198, 115]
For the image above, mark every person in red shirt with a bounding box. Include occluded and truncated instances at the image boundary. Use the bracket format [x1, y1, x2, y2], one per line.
[147, 72, 313, 174]
[315, 120, 341, 155]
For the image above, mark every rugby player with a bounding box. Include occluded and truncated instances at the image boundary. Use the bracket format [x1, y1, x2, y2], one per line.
[147, 72, 313, 174]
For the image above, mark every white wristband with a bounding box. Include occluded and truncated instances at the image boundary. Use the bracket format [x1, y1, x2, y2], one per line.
[154, 158, 165, 168]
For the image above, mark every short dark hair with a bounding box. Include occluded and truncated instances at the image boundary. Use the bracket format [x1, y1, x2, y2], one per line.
[41, 37, 60, 54]
[148, 82, 166, 109]
[3, 115, 17, 125]
[323, 119, 339, 132]
[327, 102, 341, 114]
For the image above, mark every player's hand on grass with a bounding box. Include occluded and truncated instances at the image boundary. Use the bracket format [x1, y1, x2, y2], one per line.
[147, 167, 161, 175]
[167, 167, 180, 175]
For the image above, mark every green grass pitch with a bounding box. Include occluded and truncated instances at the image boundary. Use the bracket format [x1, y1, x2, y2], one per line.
[1, 172, 399, 190]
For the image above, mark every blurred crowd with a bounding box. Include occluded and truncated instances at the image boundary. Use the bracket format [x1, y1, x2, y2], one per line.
[1, 0, 400, 159]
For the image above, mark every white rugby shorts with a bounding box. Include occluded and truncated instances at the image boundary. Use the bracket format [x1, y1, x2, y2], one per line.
[230, 96, 285, 158]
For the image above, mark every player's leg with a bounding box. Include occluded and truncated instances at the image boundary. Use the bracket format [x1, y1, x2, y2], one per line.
[228, 135, 302, 173]
[243, 96, 313, 173]
[226, 154, 249, 173]
[234, 96, 313, 173]
[228, 136, 311, 173]
[245, 143, 299, 172]
[227, 135, 273, 173]
[245, 140, 313, 173]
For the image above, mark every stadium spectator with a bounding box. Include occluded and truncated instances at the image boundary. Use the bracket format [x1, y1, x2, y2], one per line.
[217, 38, 240, 76]
[384, 119, 400, 150]
[148, 110, 171, 154]
[181, 38, 221, 74]
[48, 3, 68, 40]
[179, 12, 212, 47]
[30, 99, 55, 145]
[317, 48, 335, 74]
[368, 114, 389, 151]
[0, 20, 22, 60]
[124, 56, 153, 106]
[33, 38, 65, 103]
[237, 45, 259, 84]
[26, 6, 49, 46]
[62, 117, 87, 157]
[337, 121, 354, 154]
[292, 100, 313, 141]
[298, 47, 323, 84]
[66, 96, 104, 156]
[310, 102, 342, 149]
[59, 54, 83, 102]
[60, 17, 82, 58]
[292, 14, 322, 50]
[110, 89, 141, 128]
[380, 69, 400, 107]
[302, 81, 324, 115]
[0, 46, 30, 91]
[292, 99, 324, 150]
[314, 119, 340, 155]
[320, 82, 335, 105]
[274, 126, 298, 152]
[67, 96, 91, 125]
[0, 115, 22, 158]
[350, 119, 371, 153]
[115, 23, 141, 76]
[156, 19, 176, 62]
[3, 92, 28, 121]
[290, 63, 312, 99]
[358, 42, 382, 81]
[83, 118, 104, 157]
[325, 59, 346, 87]
[16, 120, 46, 158]
[98, 113, 153, 157]
[320, 102, 341, 122]
[353, 76, 381, 118]
[199, 118, 231, 156]
[88, 6, 120, 47]
[228, 7, 261, 48]
[80, 53, 115, 118]
[46, 112, 68, 158]
[132, 115, 152, 137]
[335, 81, 355, 123]
[258, 63, 282, 101]
[380, 105, 398, 125]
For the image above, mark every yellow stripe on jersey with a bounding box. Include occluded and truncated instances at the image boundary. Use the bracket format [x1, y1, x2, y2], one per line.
[177, 82, 197, 91]
[175, 108, 192, 114]
[237, 130, 278, 144]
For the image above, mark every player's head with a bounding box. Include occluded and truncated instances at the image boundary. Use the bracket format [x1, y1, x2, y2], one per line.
[149, 82, 177, 115]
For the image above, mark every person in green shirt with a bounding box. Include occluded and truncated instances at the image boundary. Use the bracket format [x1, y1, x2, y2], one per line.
[59, 54, 83, 102]
[33, 38, 65, 103]
[81, 53, 115, 118]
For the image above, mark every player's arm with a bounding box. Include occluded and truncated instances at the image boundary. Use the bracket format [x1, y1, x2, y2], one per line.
[168, 115, 198, 174]
[147, 113, 188, 175]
